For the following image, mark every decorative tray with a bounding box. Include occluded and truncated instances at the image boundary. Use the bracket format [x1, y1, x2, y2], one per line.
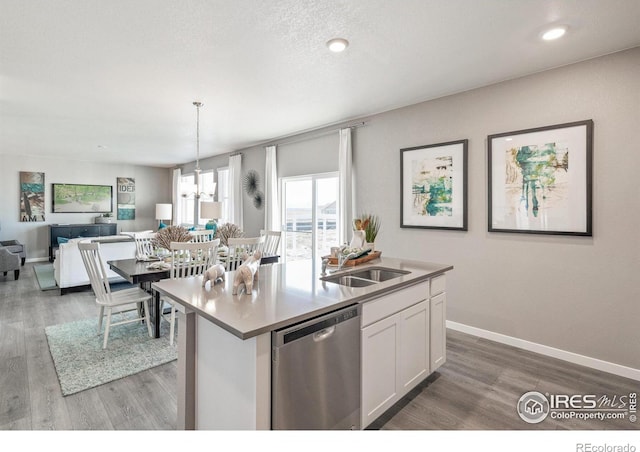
[324, 250, 381, 267]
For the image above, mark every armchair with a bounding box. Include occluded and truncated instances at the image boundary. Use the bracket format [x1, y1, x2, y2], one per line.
[0, 247, 20, 280]
[0, 240, 25, 266]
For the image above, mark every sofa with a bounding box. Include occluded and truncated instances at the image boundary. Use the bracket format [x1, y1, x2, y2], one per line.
[53, 235, 136, 294]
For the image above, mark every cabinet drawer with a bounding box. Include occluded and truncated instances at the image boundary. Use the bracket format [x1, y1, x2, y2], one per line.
[430, 274, 446, 297]
[362, 281, 428, 327]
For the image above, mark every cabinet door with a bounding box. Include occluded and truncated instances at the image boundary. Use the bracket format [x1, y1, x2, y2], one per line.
[99, 223, 117, 236]
[361, 313, 400, 428]
[430, 293, 447, 371]
[399, 301, 429, 394]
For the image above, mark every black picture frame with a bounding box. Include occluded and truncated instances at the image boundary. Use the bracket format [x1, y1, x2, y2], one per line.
[52, 183, 113, 213]
[488, 120, 593, 236]
[400, 139, 468, 231]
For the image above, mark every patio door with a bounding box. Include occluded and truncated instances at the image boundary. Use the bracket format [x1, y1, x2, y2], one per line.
[281, 173, 339, 263]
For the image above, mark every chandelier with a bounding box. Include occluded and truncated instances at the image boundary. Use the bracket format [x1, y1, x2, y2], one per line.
[182, 101, 215, 199]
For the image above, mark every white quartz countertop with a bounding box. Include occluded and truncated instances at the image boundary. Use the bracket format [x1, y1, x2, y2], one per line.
[152, 256, 453, 340]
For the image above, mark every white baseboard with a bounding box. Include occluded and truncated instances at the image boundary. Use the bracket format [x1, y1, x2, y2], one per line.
[446, 320, 640, 382]
[26, 257, 50, 263]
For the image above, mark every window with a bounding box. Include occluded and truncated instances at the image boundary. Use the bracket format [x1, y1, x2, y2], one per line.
[179, 174, 195, 226]
[179, 170, 215, 226]
[281, 173, 339, 262]
[196, 171, 215, 226]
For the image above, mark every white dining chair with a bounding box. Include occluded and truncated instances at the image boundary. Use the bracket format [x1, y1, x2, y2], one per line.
[132, 231, 157, 259]
[225, 236, 265, 272]
[259, 230, 281, 256]
[78, 241, 153, 349]
[189, 229, 217, 243]
[162, 239, 220, 344]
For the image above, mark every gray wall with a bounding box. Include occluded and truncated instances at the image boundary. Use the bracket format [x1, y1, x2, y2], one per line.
[178, 48, 639, 370]
[191, 128, 340, 236]
[0, 154, 171, 261]
[354, 47, 640, 369]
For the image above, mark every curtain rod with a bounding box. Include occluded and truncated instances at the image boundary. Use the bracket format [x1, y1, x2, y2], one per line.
[264, 121, 366, 148]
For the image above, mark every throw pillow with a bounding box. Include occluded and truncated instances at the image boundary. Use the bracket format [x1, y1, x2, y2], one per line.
[158, 222, 167, 230]
[57, 237, 69, 245]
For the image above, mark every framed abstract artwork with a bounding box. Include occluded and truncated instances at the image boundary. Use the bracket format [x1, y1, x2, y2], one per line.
[488, 120, 593, 236]
[400, 139, 468, 230]
[20, 171, 46, 222]
[117, 177, 136, 220]
[52, 183, 113, 213]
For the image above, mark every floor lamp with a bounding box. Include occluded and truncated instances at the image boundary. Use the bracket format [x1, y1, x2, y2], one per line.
[155, 203, 172, 229]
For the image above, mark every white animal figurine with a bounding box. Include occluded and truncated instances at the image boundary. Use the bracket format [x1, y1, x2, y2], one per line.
[232, 250, 263, 295]
[202, 263, 226, 287]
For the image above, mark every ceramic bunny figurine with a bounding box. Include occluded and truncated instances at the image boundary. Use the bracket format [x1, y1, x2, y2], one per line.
[232, 250, 263, 295]
[202, 263, 226, 287]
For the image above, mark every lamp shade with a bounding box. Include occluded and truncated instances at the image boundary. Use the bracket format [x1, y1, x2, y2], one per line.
[155, 203, 173, 220]
[200, 201, 222, 220]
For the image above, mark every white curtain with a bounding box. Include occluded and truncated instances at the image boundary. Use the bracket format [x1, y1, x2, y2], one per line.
[228, 154, 243, 229]
[172, 168, 181, 226]
[264, 145, 280, 231]
[338, 127, 353, 245]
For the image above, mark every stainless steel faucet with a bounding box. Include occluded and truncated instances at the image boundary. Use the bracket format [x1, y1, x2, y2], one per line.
[337, 247, 359, 271]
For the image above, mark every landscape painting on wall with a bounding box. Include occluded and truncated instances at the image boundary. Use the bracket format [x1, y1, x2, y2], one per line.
[400, 139, 468, 230]
[52, 183, 113, 213]
[117, 177, 135, 220]
[488, 120, 593, 236]
[20, 171, 45, 222]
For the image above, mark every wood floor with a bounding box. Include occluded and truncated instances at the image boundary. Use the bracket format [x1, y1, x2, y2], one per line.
[1, 263, 637, 430]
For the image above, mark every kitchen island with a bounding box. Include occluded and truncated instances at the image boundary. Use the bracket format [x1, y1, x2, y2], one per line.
[152, 256, 453, 430]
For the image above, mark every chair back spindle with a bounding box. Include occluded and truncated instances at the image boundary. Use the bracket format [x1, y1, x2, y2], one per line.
[226, 236, 265, 272]
[169, 239, 220, 279]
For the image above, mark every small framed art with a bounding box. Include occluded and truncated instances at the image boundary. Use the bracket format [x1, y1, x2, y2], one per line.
[488, 120, 593, 236]
[400, 139, 468, 230]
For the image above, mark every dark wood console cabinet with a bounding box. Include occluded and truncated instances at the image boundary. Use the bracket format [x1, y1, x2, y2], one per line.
[49, 223, 117, 262]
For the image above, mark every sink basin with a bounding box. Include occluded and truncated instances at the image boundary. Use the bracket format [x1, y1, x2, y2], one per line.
[321, 275, 378, 287]
[348, 267, 410, 282]
[321, 266, 410, 287]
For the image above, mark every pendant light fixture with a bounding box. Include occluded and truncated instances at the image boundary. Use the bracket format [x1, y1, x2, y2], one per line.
[182, 101, 215, 199]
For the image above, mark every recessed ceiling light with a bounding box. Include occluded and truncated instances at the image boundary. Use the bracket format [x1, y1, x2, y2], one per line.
[327, 38, 349, 52]
[541, 26, 567, 41]
[505, 138, 513, 141]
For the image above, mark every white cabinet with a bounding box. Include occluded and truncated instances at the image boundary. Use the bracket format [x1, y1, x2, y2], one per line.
[430, 275, 447, 371]
[399, 301, 429, 392]
[361, 282, 429, 428]
[430, 293, 446, 371]
[361, 275, 447, 428]
[361, 313, 400, 427]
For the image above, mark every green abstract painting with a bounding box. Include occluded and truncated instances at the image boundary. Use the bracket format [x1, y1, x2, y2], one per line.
[411, 155, 453, 217]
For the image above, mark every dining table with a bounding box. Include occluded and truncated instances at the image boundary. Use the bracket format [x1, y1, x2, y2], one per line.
[107, 258, 171, 338]
[107, 253, 281, 339]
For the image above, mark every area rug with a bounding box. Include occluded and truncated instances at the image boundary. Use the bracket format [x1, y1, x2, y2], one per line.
[34, 263, 57, 290]
[45, 313, 177, 396]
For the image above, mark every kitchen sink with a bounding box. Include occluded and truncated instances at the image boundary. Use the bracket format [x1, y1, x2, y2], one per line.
[321, 266, 410, 287]
[349, 267, 410, 282]
[322, 275, 378, 287]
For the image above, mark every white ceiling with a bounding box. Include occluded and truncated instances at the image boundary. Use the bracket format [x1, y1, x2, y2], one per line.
[1, 0, 639, 168]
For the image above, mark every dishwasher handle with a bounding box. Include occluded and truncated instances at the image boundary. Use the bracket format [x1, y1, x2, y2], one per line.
[274, 305, 360, 346]
[313, 326, 335, 342]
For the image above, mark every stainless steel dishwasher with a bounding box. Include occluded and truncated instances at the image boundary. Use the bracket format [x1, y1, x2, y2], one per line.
[271, 304, 361, 430]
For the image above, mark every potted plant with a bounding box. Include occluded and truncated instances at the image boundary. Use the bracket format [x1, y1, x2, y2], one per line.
[95, 212, 113, 224]
[354, 214, 380, 251]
